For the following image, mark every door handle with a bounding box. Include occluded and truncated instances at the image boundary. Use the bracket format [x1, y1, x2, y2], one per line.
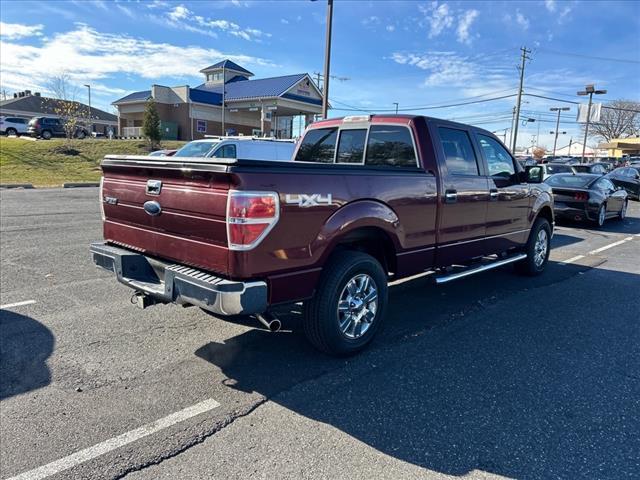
[490, 188, 499, 200]
[445, 189, 458, 204]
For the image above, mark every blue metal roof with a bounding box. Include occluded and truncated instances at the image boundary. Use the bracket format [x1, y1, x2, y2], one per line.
[189, 88, 222, 106]
[199, 60, 254, 76]
[193, 73, 310, 102]
[112, 90, 151, 104]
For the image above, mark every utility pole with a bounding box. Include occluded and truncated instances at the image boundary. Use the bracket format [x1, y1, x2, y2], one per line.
[511, 46, 531, 153]
[393, 102, 399, 114]
[567, 137, 573, 157]
[84, 84, 92, 132]
[550, 106, 570, 157]
[321, 0, 334, 119]
[577, 84, 606, 162]
[221, 64, 226, 135]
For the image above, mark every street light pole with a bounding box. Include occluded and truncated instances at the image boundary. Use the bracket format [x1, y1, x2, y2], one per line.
[550, 106, 570, 157]
[83, 84, 91, 132]
[221, 64, 226, 135]
[577, 84, 606, 162]
[393, 102, 398, 114]
[321, 0, 334, 119]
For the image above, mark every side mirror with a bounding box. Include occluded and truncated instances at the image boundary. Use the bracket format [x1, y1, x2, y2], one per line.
[526, 166, 543, 183]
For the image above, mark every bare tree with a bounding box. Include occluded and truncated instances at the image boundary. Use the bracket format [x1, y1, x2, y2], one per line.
[584, 100, 640, 142]
[532, 146, 547, 161]
[45, 73, 88, 143]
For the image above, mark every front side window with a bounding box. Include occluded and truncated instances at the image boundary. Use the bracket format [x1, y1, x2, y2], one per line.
[295, 127, 338, 163]
[212, 144, 236, 159]
[174, 141, 218, 157]
[336, 129, 366, 164]
[478, 134, 516, 177]
[438, 127, 479, 175]
[365, 125, 416, 167]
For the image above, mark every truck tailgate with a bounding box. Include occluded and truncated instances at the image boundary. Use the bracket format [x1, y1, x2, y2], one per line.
[101, 156, 232, 275]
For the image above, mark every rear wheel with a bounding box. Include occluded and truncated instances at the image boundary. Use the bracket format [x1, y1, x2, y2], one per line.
[41, 130, 52, 140]
[515, 217, 551, 276]
[76, 130, 86, 139]
[618, 200, 628, 220]
[595, 204, 606, 227]
[5, 128, 17, 136]
[303, 251, 388, 356]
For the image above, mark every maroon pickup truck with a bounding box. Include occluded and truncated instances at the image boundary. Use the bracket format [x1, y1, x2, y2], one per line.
[91, 115, 553, 355]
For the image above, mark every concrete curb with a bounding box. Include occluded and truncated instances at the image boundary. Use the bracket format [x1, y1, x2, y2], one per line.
[0, 183, 34, 189]
[63, 182, 100, 188]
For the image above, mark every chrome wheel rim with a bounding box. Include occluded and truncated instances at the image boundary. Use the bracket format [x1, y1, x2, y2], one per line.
[598, 206, 605, 226]
[534, 229, 548, 268]
[337, 273, 378, 339]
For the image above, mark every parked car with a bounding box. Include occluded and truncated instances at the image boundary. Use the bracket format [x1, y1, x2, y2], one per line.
[172, 137, 296, 161]
[91, 114, 554, 356]
[544, 173, 628, 226]
[0, 116, 29, 136]
[535, 163, 576, 180]
[571, 163, 608, 175]
[27, 117, 88, 140]
[149, 149, 178, 157]
[607, 166, 640, 200]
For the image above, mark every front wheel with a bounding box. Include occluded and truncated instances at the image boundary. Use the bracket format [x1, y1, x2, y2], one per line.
[5, 128, 17, 136]
[303, 251, 388, 356]
[515, 217, 551, 276]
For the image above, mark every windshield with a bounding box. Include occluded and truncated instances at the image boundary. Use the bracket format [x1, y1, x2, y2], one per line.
[545, 175, 594, 188]
[173, 141, 218, 158]
[546, 164, 573, 174]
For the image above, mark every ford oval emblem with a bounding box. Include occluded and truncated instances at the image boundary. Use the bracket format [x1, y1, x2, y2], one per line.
[143, 200, 162, 216]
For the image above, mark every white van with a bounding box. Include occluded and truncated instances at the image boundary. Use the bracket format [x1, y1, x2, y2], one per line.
[172, 137, 296, 161]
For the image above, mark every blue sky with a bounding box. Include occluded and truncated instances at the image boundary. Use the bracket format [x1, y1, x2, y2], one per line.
[1, 0, 639, 148]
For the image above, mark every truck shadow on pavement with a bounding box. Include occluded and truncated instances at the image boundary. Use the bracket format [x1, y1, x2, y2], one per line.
[195, 261, 640, 479]
[0, 311, 54, 400]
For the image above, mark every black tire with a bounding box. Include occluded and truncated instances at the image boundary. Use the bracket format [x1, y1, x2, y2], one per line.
[515, 217, 551, 276]
[595, 204, 606, 227]
[5, 128, 17, 136]
[302, 250, 388, 356]
[41, 130, 52, 140]
[76, 130, 86, 139]
[618, 200, 628, 220]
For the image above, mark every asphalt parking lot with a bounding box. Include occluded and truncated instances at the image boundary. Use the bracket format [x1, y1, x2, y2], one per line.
[1, 188, 639, 480]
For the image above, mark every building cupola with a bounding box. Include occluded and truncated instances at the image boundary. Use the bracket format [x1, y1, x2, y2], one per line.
[199, 60, 255, 85]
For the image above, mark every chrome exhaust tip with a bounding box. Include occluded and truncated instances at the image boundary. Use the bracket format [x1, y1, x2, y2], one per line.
[256, 313, 282, 332]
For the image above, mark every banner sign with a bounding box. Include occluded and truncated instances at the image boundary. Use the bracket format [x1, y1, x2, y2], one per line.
[577, 103, 602, 123]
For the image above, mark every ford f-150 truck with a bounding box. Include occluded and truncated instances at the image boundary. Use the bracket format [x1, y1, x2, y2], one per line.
[91, 115, 553, 355]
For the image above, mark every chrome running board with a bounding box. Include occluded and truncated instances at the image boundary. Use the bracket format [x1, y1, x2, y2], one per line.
[435, 253, 527, 284]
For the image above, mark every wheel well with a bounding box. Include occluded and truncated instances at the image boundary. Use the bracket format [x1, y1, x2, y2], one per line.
[537, 206, 553, 229]
[332, 227, 397, 275]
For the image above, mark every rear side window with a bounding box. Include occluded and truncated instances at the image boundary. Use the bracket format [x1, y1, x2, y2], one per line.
[336, 129, 366, 164]
[477, 134, 516, 177]
[438, 127, 479, 175]
[212, 144, 236, 159]
[295, 128, 338, 163]
[365, 125, 416, 167]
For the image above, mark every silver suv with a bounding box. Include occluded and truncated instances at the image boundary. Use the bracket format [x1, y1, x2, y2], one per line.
[0, 116, 29, 136]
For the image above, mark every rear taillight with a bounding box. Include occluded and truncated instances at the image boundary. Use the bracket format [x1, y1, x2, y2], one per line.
[574, 192, 588, 201]
[227, 191, 279, 250]
[99, 176, 105, 221]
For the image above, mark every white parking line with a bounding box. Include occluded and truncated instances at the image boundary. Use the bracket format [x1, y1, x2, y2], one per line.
[0, 300, 36, 309]
[560, 236, 635, 265]
[588, 237, 634, 255]
[7, 398, 220, 480]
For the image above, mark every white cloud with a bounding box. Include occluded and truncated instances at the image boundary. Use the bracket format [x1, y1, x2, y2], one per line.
[116, 4, 135, 19]
[160, 4, 270, 41]
[280, 18, 289, 24]
[456, 9, 479, 44]
[544, 0, 556, 12]
[0, 24, 274, 97]
[391, 52, 477, 87]
[0, 22, 44, 39]
[515, 11, 530, 30]
[362, 16, 380, 26]
[146, 0, 169, 8]
[386, 25, 395, 32]
[421, 2, 454, 38]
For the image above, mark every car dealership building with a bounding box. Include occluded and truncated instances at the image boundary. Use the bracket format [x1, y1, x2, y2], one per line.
[112, 60, 323, 140]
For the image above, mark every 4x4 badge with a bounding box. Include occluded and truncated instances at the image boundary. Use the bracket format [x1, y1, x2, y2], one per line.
[146, 180, 162, 195]
[285, 194, 333, 207]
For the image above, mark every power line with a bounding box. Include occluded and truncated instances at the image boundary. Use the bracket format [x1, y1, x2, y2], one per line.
[523, 93, 640, 113]
[537, 48, 640, 65]
[330, 93, 518, 112]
